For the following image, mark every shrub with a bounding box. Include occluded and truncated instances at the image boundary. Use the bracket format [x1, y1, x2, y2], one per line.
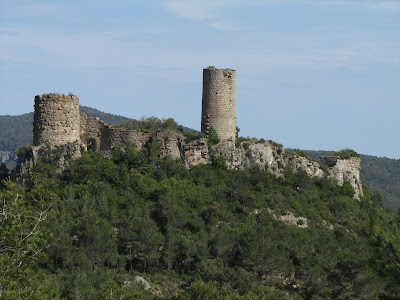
[256, 138, 266, 144]
[184, 130, 202, 142]
[332, 148, 360, 159]
[119, 116, 180, 133]
[285, 149, 309, 159]
[245, 149, 252, 158]
[212, 156, 227, 169]
[207, 127, 220, 146]
[15, 144, 32, 159]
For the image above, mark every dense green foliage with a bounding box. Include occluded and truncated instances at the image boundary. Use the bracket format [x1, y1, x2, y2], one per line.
[206, 127, 220, 146]
[184, 130, 202, 143]
[304, 150, 400, 211]
[1, 141, 400, 299]
[118, 117, 182, 134]
[284, 149, 309, 159]
[331, 148, 360, 159]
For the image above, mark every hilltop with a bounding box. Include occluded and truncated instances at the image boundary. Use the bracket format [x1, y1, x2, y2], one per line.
[1, 109, 398, 210]
[1, 89, 399, 298]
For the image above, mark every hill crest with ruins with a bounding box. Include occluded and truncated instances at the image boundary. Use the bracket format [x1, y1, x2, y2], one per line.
[14, 67, 364, 199]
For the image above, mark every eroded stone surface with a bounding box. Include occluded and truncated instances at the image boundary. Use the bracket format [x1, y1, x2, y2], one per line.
[320, 156, 363, 199]
[179, 138, 209, 168]
[288, 156, 324, 178]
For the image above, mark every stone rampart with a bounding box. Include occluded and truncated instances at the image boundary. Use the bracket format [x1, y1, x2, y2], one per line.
[201, 67, 236, 141]
[80, 113, 108, 150]
[33, 94, 80, 146]
[80, 113, 151, 153]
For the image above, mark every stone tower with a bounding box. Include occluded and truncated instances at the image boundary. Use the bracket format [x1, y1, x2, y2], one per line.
[33, 94, 80, 146]
[201, 67, 236, 142]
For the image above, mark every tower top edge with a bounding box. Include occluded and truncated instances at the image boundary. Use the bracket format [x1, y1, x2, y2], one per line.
[203, 66, 236, 72]
[35, 94, 79, 100]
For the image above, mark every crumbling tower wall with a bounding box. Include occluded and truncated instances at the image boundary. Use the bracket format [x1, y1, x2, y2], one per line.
[33, 94, 80, 146]
[201, 67, 236, 142]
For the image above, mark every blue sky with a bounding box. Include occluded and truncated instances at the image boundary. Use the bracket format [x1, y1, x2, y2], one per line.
[1, 0, 399, 158]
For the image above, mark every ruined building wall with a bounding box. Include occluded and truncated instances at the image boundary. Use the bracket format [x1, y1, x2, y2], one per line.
[80, 113, 152, 152]
[80, 113, 109, 150]
[201, 67, 236, 142]
[33, 94, 80, 146]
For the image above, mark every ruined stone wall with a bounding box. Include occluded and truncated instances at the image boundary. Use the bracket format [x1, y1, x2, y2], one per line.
[33, 94, 80, 146]
[80, 113, 151, 153]
[108, 128, 150, 152]
[201, 67, 236, 142]
[80, 113, 108, 150]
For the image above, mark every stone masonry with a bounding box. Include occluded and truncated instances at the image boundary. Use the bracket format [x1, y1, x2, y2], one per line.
[201, 67, 236, 142]
[33, 94, 80, 146]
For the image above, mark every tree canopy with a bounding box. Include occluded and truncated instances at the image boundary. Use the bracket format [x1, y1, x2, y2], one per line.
[1, 140, 399, 298]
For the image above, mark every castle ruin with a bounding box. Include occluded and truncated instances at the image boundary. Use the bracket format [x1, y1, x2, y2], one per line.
[33, 94, 80, 146]
[201, 67, 236, 142]
[18, 66, 363, 199]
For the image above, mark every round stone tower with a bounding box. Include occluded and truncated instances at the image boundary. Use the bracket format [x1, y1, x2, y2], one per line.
[201, 67, 236, 142]
[33, 94, 80, 146]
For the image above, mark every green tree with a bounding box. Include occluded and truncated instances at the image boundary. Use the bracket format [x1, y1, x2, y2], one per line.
[0, 181, 55, 298]
[207, 126, 220, 146]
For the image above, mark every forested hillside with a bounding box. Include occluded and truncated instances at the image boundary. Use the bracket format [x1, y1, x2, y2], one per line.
[1, 142, 399, 299]
[0, 113, 33, 150]
[304, 150, 400, 211]
[80, 106, 130, 125]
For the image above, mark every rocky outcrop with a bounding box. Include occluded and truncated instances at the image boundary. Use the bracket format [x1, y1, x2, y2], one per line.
[179, 138, 209, 168]
[320, 156, 363, 199]
[178, 139, 326, 179]
[134, 276, 151, 290]
[0, 150, 16, 163]
[12, 142, 81, 187]
[14, 130, 364, 200]
[156, 132, 182, 160]
[288, 156, 324, 178]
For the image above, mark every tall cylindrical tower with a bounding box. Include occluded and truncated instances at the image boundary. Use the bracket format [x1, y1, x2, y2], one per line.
[33, 94, 80, 146]
[201, 67, 236, 142]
